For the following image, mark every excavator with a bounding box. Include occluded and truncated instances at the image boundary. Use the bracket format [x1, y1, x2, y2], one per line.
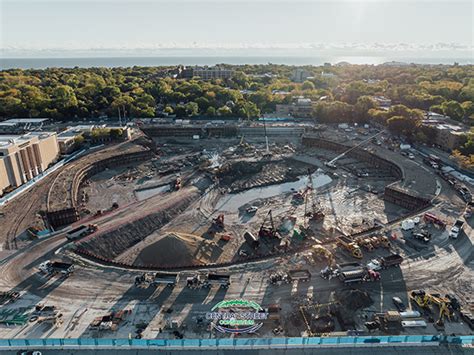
[311, 245, 335, 267]
[410, 290, 454, 327]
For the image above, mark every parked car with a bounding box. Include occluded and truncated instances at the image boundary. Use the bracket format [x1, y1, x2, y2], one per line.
[392, 296, 406, 311]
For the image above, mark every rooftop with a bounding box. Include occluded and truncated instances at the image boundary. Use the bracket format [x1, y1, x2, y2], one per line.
[2, 118, 49, 124]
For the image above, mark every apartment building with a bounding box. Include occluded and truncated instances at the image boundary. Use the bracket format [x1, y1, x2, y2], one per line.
[0, 132, 59, 195]
[179, 66, 234, 80]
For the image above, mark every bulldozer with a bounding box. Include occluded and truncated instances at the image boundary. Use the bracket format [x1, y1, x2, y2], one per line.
[356, 237, 375, 252]
[337, 236, 363, 259]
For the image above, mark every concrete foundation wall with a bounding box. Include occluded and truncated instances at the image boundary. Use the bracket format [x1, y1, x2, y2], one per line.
[383, 186, 431, 211]
[301, 136, 403, 179]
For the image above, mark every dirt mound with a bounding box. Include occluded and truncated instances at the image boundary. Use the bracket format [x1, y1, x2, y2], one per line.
[336, 289, 373, 310]
[134, 233, 206, 267]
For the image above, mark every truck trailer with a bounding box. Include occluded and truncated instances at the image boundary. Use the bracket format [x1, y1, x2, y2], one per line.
[39, 260, 74, 276]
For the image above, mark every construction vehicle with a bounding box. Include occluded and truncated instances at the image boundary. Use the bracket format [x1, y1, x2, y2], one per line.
[368, 254, 404, 270]
[338, 267, 380, 284]
[423, 212, 446, 229]
[356, 237, 375, 252]
[30, 304, 63, 328]
[243, 231, 259, 249]
[304, 169, 324, 223]
[258, 210, 279, 239]
[212, 214, 225, 230]
[90, 309, 131, 331]
[311, 245, 335, 266]
[135, 272, 179, 288]
[219, 233, 232, 242]
[246, 206, 258, 214]
[66, 224, 98, 240]
[449, 219, 464, 239]
[288, 269, 311, 282]
[336, 236, 363, 259]
[39, 260, 74, 277]
[186, 272, 230, 289]
[0, 291, 20, 305]
[412, 230, 431, 243]
[409, 290, 454, 326]
[174, 177, 182, 190]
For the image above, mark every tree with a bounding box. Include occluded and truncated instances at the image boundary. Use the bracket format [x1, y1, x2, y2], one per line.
[52, 85, 78, 111]
[387, 116, 419, 137]
[441, 100, 465, 121]
[205, 107, 216, 116]
[217, 106, 232, 116]
[354, 96, 377, 122]
[302, 81, 315, 91]
[185, 102, 199, 116]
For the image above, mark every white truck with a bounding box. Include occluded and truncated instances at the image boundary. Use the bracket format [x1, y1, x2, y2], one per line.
[449, 219, 464, 239]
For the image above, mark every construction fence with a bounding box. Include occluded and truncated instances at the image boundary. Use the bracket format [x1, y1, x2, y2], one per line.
[0, 335, 472, 350]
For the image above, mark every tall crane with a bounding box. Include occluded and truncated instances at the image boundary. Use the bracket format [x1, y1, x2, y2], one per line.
[304, 168, 324, 225]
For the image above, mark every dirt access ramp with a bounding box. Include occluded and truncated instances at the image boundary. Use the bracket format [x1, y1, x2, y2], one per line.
[76, 187, 200, 261]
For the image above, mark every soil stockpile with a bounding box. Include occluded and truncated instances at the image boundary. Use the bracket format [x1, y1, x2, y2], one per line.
[134, 233, 203, 267]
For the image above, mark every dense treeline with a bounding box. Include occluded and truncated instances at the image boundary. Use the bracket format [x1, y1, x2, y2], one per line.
[0, 64, 473, 158]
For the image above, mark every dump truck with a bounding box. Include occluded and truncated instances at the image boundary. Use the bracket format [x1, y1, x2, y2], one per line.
[135, 272, 179, 288]
[336, 236, 363, 259]
[186, 273, 230, 288]
[449, 219, 464, 239]
[338, 268, 367, 284]
[380, 254, 403, 268]
[39, 260, 74, 276]
[66, 224, 98, 240]
[243, 231, 259, 249]
[288, 269, 311, 282]
[423, 213, 446, 229]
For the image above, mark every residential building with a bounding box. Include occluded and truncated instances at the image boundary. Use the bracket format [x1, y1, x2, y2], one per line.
[0, 132, 59, 195]
[421, 120, 467, 151]
[179, 66, 234, 80]
[276, 97, 313, 118]
[291, 68, 313, 83]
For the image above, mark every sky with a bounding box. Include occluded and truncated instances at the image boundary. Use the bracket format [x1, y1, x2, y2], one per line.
[0, 0, 473, 58]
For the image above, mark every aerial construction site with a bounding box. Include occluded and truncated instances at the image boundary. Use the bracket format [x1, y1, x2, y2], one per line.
[0, 122, 472, 342]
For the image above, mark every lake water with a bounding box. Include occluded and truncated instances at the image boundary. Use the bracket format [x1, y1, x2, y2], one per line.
[1, 56, 471, 70]
[217, 172, 332, 213]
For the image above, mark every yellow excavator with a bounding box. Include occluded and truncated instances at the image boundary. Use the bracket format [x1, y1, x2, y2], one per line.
[410, 290, 453, 326]
[311, 245, 336, 267]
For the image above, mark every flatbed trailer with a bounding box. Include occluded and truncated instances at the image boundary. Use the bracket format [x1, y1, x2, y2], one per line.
[288, 269, 311, 282]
